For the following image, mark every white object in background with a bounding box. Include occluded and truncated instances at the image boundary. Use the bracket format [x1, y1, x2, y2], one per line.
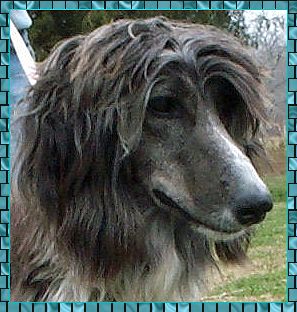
[10, 10, 32, 30]
[10, 19, 36, 86]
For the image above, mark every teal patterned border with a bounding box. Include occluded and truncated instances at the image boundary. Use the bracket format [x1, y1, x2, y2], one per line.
[0, 0, 292, 311]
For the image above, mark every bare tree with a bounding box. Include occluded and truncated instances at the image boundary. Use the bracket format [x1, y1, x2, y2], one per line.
[229, 11, 286, 136]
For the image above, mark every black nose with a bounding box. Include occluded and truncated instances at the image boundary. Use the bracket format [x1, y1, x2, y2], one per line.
[234, 191, 273, 226]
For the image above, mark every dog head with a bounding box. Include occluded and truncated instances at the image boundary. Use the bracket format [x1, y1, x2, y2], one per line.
[14, 17, 272, 272]
[133, 25, 273, 239]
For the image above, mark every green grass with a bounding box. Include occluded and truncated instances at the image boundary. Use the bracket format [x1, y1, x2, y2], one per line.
[212, 269, 286, 300]
[263, 175, 286, 202]
[203, 175, 286, 302]
[250, 201, 286, 248]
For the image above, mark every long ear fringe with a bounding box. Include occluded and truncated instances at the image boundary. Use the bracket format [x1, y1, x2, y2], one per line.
[13, 36, 84, 207]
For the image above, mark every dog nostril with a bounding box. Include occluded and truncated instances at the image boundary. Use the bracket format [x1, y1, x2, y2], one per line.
[234, 192, 273, 226]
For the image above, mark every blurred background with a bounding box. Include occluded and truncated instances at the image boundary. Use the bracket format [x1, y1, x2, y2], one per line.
[27, 10, 287, 301]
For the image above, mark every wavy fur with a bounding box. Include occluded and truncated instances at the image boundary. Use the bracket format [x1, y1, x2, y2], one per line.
[11, 17, 267, 302]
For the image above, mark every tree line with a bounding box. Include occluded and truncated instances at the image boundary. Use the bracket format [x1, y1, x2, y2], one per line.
[28, 11, 231, 61]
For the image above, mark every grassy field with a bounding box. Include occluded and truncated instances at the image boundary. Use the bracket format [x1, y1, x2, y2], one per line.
[202, 175, 286, 302]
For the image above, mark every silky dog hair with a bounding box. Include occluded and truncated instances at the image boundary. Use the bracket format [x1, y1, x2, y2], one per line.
[11, 17, 268, 301]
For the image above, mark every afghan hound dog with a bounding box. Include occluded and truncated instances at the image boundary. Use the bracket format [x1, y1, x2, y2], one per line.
[11, 17, 273, 302]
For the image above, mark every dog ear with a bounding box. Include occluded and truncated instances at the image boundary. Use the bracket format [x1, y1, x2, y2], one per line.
[12, 36, 78, 212]
[13, 35, 118, 218]
[13, 33, 141, 267]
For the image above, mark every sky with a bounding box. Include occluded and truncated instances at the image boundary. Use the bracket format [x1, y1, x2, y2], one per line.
[244, 10, 287, 43]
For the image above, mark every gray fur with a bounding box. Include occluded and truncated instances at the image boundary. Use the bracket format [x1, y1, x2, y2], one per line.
[11, 17, 269, 302]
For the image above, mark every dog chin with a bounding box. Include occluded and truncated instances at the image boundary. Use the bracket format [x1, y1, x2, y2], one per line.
[190, 223, 249, 242]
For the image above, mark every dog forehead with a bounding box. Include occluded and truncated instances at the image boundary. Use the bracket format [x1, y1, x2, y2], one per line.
[168, 23, 236, 49]
[150, 25, 245, 73]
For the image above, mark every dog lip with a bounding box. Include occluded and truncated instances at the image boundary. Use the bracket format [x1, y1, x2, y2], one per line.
[152, 188, 199, 222]
[152, 189, 242, 235]
[238, 211, 266, 226]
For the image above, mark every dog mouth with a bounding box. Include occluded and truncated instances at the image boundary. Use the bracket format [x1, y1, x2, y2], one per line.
[153, 189, 246, 241]
[152, 189, 247, 240]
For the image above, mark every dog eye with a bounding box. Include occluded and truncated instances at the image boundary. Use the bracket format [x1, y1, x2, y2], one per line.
[147, 96, 182, 118]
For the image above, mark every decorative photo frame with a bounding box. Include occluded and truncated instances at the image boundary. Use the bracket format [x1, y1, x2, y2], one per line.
[0, 0, 293, 311]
